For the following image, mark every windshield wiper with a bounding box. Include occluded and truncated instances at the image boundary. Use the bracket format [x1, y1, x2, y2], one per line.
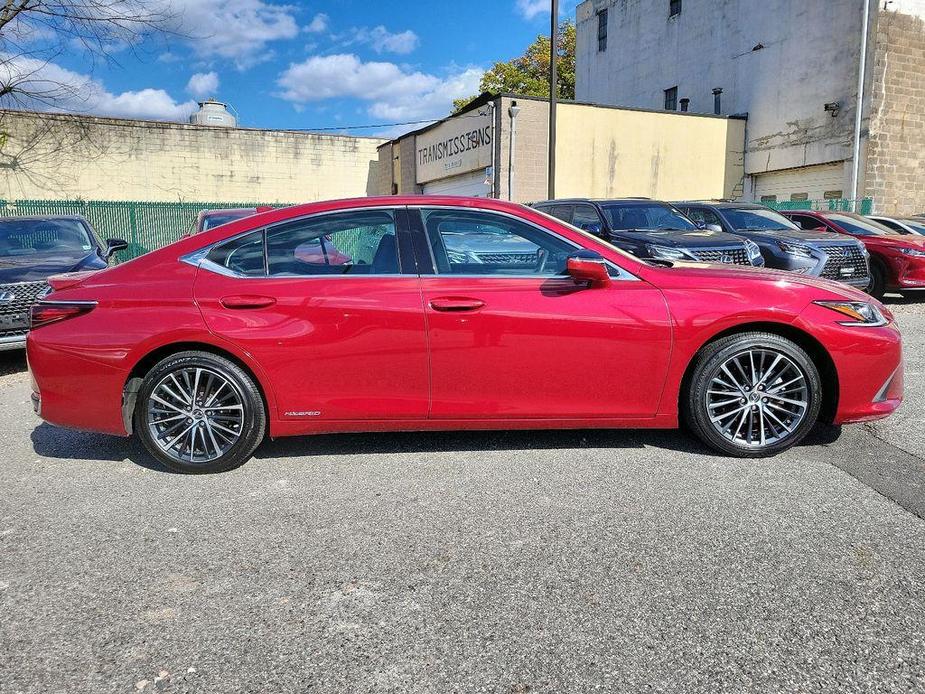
[656, 227, 688, 231]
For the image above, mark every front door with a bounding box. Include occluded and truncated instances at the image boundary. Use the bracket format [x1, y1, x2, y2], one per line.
[194, 208, 429, 422]
[409, 207, 672, 420]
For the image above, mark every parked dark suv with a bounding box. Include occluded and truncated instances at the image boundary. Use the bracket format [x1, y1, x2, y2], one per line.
[531, 198, 764, 266]
[674, 201, 870, 289]
[0, 215, 126, 350]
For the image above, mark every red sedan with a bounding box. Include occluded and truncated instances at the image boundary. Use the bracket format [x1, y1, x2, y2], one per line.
[27, 197, 903, 473]
[782, 210, 925, 299]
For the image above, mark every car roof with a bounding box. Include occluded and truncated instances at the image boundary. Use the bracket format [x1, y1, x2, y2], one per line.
[199, 208, 257, 216]
[0, 214, 89, 222]
[675, 201, 767, 210]
[533, 197, 656, 205]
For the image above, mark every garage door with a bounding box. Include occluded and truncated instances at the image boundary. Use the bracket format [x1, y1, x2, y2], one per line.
[422, 170, 490, 197]
[752, 162, 847, 203]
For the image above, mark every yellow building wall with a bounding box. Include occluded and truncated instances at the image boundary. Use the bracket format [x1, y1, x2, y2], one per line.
[554, 103, 746, 201]
[0, 110, 385, 203]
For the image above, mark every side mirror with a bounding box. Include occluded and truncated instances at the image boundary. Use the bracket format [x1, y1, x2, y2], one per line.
[580, 222, 603, 236]
[566, 251, 611, 288]
[705, 223, 724, 233]
[105, 238, 128, 259]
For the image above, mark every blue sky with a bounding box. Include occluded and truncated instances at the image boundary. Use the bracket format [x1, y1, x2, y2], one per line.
[30, 0, 577, 136]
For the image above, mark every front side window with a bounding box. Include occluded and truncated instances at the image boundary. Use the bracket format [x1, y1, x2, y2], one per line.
[722, 207, 799, 232]
[267, 210, 400, 276]
[601, 203, 696, 231]
[664, 86, 678, 111]
[0, 219, 94, 257]
[597, 9, 608, 51]
[423, 209, 576, 277]
[789, 215, 823, 231]
[572, 205, 604, 232]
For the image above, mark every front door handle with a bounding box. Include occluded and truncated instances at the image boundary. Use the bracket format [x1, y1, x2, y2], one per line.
[429, 297, 485, 312]
[220, 295, 277, 310]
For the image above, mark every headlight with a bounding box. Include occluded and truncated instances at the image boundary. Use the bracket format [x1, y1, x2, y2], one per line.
[646, 244, 695, 261]
[814, 300, 888, 327]
[899, 247, 925, 257]
[778, 241, 815, 258]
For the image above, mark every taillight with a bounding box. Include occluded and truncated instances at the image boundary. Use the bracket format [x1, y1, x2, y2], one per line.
[30, 301, 96, 329]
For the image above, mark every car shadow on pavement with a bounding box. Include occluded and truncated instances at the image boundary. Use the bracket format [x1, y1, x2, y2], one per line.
[30, 421, 844, 473]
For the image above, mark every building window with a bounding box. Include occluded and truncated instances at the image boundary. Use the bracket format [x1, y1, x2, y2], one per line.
[824, 190, 843, 200]
[790, 193, 809, 201]
[760, 195, 778, 204]
[597, 9, 608, 52]
[664, 86, 678, 111]
[669, 0, 682, 17]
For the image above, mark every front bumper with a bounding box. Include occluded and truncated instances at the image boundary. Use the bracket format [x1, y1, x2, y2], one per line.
[889, 254, 925, 289]
[0, 333, 26, 351]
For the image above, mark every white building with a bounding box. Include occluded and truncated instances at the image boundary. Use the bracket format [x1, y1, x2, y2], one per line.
[575, 0, 925, 214]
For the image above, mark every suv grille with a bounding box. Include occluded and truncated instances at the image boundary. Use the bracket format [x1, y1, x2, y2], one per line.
[690, 247, 751, 265]
[0, 281, 48, 337]
[475, 252, 538, 265]
[819, 245, 869, 281]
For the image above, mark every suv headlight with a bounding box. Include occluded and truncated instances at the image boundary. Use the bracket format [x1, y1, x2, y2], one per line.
[744, 239, 763, 262]
[646, 244, 696, 261]
[814, 300, 888, 327]
[899, 247, 925, 257]
[778, 241, 815, 258]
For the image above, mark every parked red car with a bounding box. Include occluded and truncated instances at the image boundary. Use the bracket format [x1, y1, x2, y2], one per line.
[782, 210, 925, 299]
[28, 197, 902, 473]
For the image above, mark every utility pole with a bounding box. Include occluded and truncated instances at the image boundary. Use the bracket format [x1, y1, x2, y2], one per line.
[548, 0, 558, 200]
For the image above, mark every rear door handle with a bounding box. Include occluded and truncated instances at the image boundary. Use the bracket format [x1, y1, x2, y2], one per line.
[429, 297, 485, 312]
[220, 295, 277, 310]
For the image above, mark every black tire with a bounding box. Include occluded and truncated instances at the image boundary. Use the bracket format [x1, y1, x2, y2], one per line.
[683, 332, 822, 458]
[134, 351, 266, 473]
[866, 260, 887, 300]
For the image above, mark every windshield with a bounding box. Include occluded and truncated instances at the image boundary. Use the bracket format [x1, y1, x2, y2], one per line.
[601, 203, 696, 231]
[901, 219, 925, 234]
[201, 210, 254, 231]
[826, 213, 894, 236]
[0, 219, 94, 258]
[722, 207, 798, 231]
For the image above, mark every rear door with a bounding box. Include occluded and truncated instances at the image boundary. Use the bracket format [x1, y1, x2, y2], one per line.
[193, 207, 429, 423]
[409, 206, 672, 420]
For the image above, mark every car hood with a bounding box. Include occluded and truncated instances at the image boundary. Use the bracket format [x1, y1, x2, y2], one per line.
[616, 229, 746, 248]
[0, 251, 103, 284]
[868, 233, 925, 248]
[661, 262, 870, 300]
[735, 227, 845, 244]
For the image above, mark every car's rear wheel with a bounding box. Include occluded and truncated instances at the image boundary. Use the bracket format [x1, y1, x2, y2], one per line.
[684, 332, 822, 457]
[135, 351, 266, 473]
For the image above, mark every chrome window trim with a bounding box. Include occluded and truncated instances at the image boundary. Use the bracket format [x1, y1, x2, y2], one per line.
[411, 205, 639, 282]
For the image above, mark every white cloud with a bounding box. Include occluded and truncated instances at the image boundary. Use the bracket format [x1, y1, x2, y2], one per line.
[0, 55, 197, 121]
[516, 0, 549, 19]
[167, 0, 300, 68]
[305, 13, 328, 33]
[276, 54, 482, 123]
[186, 71, 219, 98]
[347, 25, 419, 55]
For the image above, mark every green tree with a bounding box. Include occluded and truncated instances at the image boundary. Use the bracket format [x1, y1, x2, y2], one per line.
[453, 20, 575, 113]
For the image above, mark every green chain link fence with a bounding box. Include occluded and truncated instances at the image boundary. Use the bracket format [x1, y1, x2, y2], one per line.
[0, 199, 282, 261]
[763, 198, 874, 215]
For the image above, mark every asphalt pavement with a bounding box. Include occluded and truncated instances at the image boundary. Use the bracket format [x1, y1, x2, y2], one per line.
[1, 298, 924, 693]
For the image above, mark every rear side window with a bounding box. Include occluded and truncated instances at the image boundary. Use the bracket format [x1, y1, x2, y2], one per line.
[206, 230, 266, 276]
[267, 210, 399, 276]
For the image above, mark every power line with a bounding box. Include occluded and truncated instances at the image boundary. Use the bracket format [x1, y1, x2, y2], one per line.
[287, 112, 487, 133]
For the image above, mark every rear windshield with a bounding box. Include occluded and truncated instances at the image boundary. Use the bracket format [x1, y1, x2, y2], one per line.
[0, 219, 94, 257]
[722, 207, 798, 231]
[601, 203, 696, 231]
[826, 214, 893, 236]
[201, 210, 254, 231]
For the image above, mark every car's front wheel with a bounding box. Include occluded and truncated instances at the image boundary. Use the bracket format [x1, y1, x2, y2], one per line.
[135, 351, 266, 473]
[867, 260, 887, 300]
[684, 332, 822, 457]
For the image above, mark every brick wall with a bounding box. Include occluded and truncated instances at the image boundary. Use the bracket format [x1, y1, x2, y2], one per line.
[0, 110, 385, 203]
[865, 8, 925, 216]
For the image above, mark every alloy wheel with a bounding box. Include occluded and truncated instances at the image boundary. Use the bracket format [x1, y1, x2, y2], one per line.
[705, 348, 810, 448]
[145, 367, 245, 464]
